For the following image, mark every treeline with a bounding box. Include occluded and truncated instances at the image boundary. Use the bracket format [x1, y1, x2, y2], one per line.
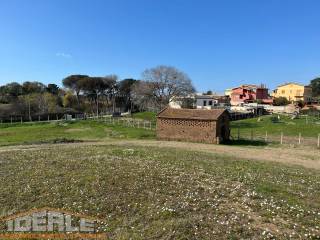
[0, 65, 195, 119]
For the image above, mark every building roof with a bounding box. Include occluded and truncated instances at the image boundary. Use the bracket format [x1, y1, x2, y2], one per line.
[277, 82, 308, 88]
[196, 94, 221, 99]
[157, 107, 227, 120]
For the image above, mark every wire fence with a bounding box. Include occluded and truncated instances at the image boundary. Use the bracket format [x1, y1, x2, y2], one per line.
[231, 129, 320, 148]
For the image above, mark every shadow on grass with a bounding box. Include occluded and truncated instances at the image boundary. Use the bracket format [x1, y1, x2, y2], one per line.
[223, 139, 268, 146]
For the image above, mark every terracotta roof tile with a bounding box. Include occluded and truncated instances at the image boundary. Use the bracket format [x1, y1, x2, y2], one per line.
[157, 107, 227, 120]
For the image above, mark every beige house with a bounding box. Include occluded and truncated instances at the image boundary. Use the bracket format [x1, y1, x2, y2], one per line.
[272, 83, 312, 103]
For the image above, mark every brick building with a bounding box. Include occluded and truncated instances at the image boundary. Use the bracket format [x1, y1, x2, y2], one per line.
[156, 107, 230, 144]
[230, 84, 272, 105]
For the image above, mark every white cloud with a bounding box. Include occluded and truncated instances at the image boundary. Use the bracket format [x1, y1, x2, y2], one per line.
[55, 52, 72, 58]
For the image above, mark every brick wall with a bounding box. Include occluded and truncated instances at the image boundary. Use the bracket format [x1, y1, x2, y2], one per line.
[156, 118, 218, 143]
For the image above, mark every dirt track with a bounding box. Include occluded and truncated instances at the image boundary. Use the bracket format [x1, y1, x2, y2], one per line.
[0, 139, 319, 170]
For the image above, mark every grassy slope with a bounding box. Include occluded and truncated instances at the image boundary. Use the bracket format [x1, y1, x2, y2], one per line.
[231, 115, 320, 138]
[0, 120, 155, 146]
[132, 111, 157, 121]
[0, 144, 318, 239]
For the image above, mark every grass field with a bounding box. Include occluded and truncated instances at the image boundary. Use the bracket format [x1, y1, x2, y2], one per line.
[0, 120, 155, 146]
[0, 143, 318, 239]
[0, 112, 320, 147]
[231, 114, 320, 138]
[131, 111, 157, 122]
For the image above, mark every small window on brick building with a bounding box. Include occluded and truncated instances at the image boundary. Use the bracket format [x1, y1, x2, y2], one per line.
[209, 100, 213, 106]
[203, 100, 207, 106]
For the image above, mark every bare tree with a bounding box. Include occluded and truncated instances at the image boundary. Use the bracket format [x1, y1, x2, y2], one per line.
[141, 65, 195, 109]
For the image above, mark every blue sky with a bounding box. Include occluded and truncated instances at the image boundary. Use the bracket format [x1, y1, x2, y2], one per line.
[0, 0, 319, 93]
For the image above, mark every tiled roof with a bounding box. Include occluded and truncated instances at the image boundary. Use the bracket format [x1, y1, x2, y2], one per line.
[157, 107, 227, 120]
[277, 82, 306, 88]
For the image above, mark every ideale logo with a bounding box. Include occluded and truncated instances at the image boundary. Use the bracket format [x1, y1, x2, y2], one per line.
[0, 207, 107, 239]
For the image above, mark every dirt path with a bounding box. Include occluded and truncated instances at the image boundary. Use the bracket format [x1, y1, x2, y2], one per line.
[0, 140, 319, 170]
[108, 140, 320, 170]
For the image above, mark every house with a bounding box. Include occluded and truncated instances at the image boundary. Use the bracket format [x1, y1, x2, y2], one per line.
[224, 88, 233, 97]
[196, 95, 230, 109]
[196, 95, 219, 109]
[156, 107, 230, 144]
[230, 84, 272, 105]
[272, 83, 312, 103]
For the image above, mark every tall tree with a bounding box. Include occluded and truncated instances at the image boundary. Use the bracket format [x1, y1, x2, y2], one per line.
[117, 79, 138, 111]
[62, 75, 88, 103]
[46, 84, 59, 95]
[80, 76, 117, 115]
[22, 81, 46, 94]
[309, 78, 320, 97]
[0, 82, 23, 103]
[141, 65, 195, 109]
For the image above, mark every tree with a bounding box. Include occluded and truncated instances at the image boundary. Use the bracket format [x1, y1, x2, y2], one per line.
[0, 82, 23, 103]
[22, 81, 46, 94]
[62, 75, 88, 103]
[63, 91, 78, 108]
[309, 78, 320, 97]
[131, 81, 157, 111]
[80, 76, 117, 115]
[46, 84, 59, 95]
[117, 79, 138, 111]
[141, 65, 195, 109]
[273, 97, 290, 106]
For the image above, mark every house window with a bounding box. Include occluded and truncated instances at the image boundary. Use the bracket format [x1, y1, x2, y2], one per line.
[208, 100, 213, 106]
[203, 100, 207, 106]
[281, 90, 285, 94]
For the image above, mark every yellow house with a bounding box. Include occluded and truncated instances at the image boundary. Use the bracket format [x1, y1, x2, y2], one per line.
[272, 83, 312, 103]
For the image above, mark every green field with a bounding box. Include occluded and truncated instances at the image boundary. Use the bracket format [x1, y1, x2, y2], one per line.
[0, 144, 318, 239]
[231, 114, 320, 138]
[0, 120, 155, 146]
[131, 111, 157, 122]
[0, 113, 320, 147]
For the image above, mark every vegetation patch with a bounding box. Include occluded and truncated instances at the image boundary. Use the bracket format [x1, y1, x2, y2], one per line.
[0, 144, 318, 239]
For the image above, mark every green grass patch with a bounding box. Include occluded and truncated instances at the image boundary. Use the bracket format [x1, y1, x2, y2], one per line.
[0, 120, 155, 146]
[231, 115, 320, 138]
[0, 144, 318, 238]
[132, 111, 157, 121]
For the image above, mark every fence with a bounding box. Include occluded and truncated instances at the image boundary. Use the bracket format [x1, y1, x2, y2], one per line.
[93, 116, 156, 130]
[231, 129, 320, 148]
[0, 114, 157, 131]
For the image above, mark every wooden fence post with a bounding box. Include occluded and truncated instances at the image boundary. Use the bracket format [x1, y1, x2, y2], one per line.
[265, 131, 268, 142]
[298, 133, 301, 145]
[280, 132, 283, 145]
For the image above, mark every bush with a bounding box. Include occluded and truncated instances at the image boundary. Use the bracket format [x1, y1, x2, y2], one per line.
[273, 97, 289, 106]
